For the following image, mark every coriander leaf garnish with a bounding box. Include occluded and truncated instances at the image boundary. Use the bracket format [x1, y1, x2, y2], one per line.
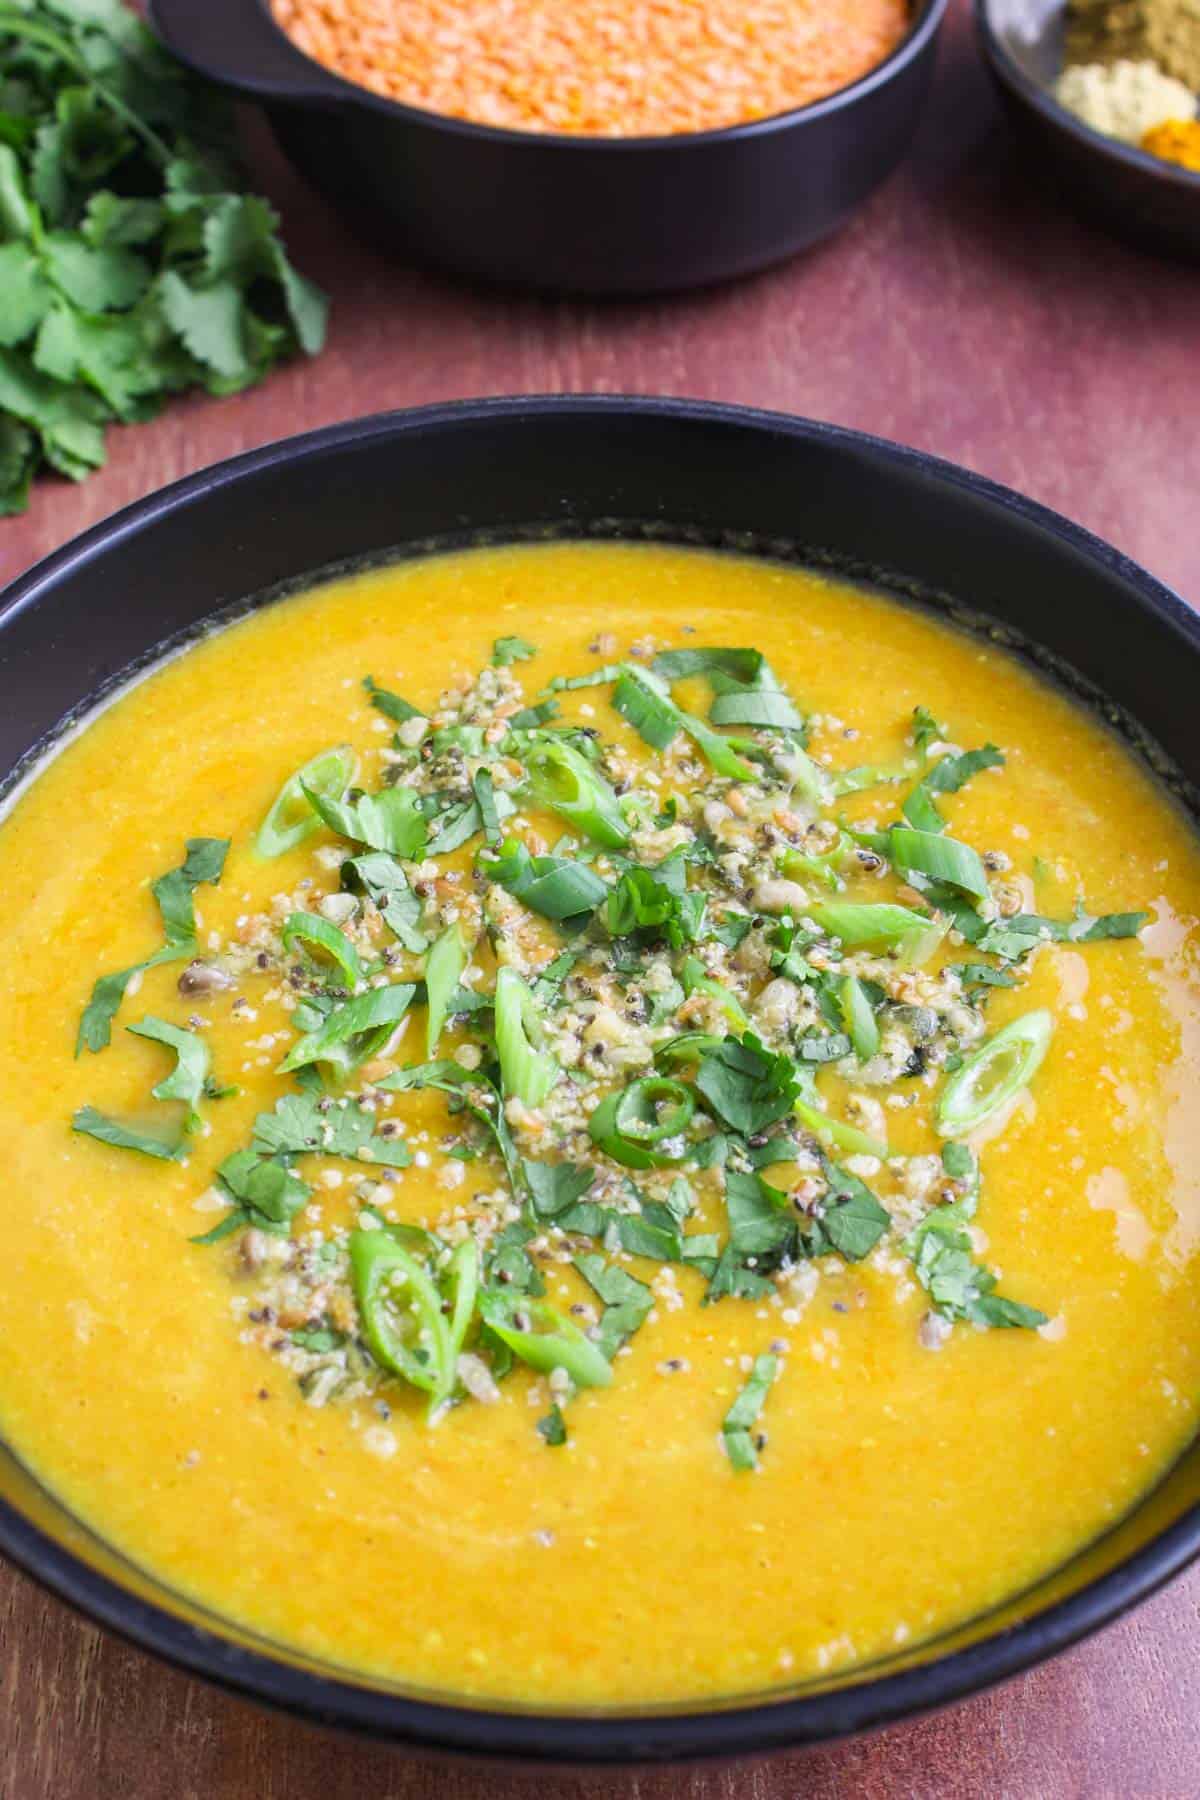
[574, 1254, 655, 1359]
[696, 1034, 799, 1136]
[722, 1353, 778, 1472]
[251, 1091, 412, 1167]
[537, 1405, 568, 1446]
[127, 1015, 211, 1133]
[76, 836, 229, 1053]
[343, 851, 428, 953]
[363, 675, 421, 723]
[492, 635, 537, 665]
[71, 1103, 184, 1161]
[192, 1148, 312, 1243]
[802, 1161, 890, 1260]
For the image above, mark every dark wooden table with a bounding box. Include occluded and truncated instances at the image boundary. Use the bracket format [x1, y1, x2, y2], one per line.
[3, 4, 1198, 1793]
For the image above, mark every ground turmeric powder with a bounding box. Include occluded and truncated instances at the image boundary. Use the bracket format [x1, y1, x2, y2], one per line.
[1140, 115, 1200, 166]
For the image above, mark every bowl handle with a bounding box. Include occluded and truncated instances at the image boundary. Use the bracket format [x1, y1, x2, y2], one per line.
[148, 0, 346, 102]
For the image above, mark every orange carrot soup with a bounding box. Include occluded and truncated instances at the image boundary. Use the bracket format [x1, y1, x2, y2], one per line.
[0, 541, 1197, 1705]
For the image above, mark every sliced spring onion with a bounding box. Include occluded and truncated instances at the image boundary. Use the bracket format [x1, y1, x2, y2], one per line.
[838, 975, 880, 1062]
[126, 1015, 210, 1133]
[709, 689, 804, 732]
[889, 826, 989, 899]
[477, 1291, 613, 1389]
[487, 838, 608, 922]
[588, 1076, 695, 1168]
[424, 922, 468, 1057]
[350, 1230, 452, 1398]
[722, 1352, 778, 1471]
[494, 966, 558, 1106]
[522, 737, 630, 849]
[442, 1239, 479, 1398]
[471, 767, 502, 845]
[615, 664, 757, 780]
[810, 902, 933, 950]
[281, 912, 366, 991]
[277, 982, 415, 1075]
[681, 956, 749, 1030]
[650, 647, 767, 685]
[793, 1095, 887, 1160]
[255, 745, 357, 858]
[654, 1031, 724, 1065]
[935, 1009, 1053, 1136]
[781, 832, 851, 891]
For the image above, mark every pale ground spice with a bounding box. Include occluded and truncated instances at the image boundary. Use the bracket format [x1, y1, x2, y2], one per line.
[270, 0, 911, 136]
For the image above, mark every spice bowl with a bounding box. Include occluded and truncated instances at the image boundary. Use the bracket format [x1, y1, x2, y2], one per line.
[149, 0, 947, 295]
[976, 0, 1200, 259]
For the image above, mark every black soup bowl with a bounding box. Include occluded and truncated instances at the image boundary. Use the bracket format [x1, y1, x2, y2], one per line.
[149, 0, 947, 294]
[2, 398, 1200, 1761]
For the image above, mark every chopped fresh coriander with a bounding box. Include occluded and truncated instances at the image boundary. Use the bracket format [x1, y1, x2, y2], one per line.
[363, 676, 421, 724]
[127, 1015, 210, 1133]
[722, 1353, 778, 1471]
[77, 837, 228, 1053]
[537, 1405, 568, 1446]
[492, 635, 537, 666]
[251, 1091, 413, 1167]
[574, 1254, 655, 1359]
[696, 1034, 798, 1136]
[71, 1103, 183, 1160]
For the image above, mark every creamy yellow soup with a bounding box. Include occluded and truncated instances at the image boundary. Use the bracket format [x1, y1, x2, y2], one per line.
[0, 542, 1198, 1707]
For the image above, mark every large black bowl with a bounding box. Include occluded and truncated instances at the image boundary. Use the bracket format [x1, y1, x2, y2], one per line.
[2, 398, 1200, 1761]
[149, 0, 947, 294]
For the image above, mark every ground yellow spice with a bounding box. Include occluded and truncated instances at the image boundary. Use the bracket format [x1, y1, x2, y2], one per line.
[1141, 114, 1200, 165]
[270, 0, 911, 136]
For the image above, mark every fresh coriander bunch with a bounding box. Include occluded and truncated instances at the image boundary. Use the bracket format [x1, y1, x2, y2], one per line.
[0, 0, 328, 514]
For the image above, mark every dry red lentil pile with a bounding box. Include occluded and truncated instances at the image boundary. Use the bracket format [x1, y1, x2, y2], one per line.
[270, 0, 912, 135]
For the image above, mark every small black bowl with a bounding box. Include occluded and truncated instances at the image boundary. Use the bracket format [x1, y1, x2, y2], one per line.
[149, 0, 947, 295]
[976, 0, 1200, 260]
[3, 397, 1200, 1761]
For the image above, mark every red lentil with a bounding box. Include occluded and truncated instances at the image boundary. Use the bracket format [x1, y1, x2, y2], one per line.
[270, 0, 912, 136]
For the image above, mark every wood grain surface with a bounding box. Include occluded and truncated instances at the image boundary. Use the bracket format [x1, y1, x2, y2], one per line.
[2, 4, 1198, 1794]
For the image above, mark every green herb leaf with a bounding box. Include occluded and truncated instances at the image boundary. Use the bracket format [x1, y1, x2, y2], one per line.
[77, 837, 228, 1053]
[722, 1353, 778, 1471]
[251, 1091, 412, 1167]
[364, 675, 421, 724]
[696, 1034, 799, 1136]
[492, 635, 537, 665]
[303, 782, 427, 859]
[71, 1103, 184, 1161]
[537, 1404, 568, 1446]
[574, 1253, 655, 1359]
[126, 1015, 210, 1132]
